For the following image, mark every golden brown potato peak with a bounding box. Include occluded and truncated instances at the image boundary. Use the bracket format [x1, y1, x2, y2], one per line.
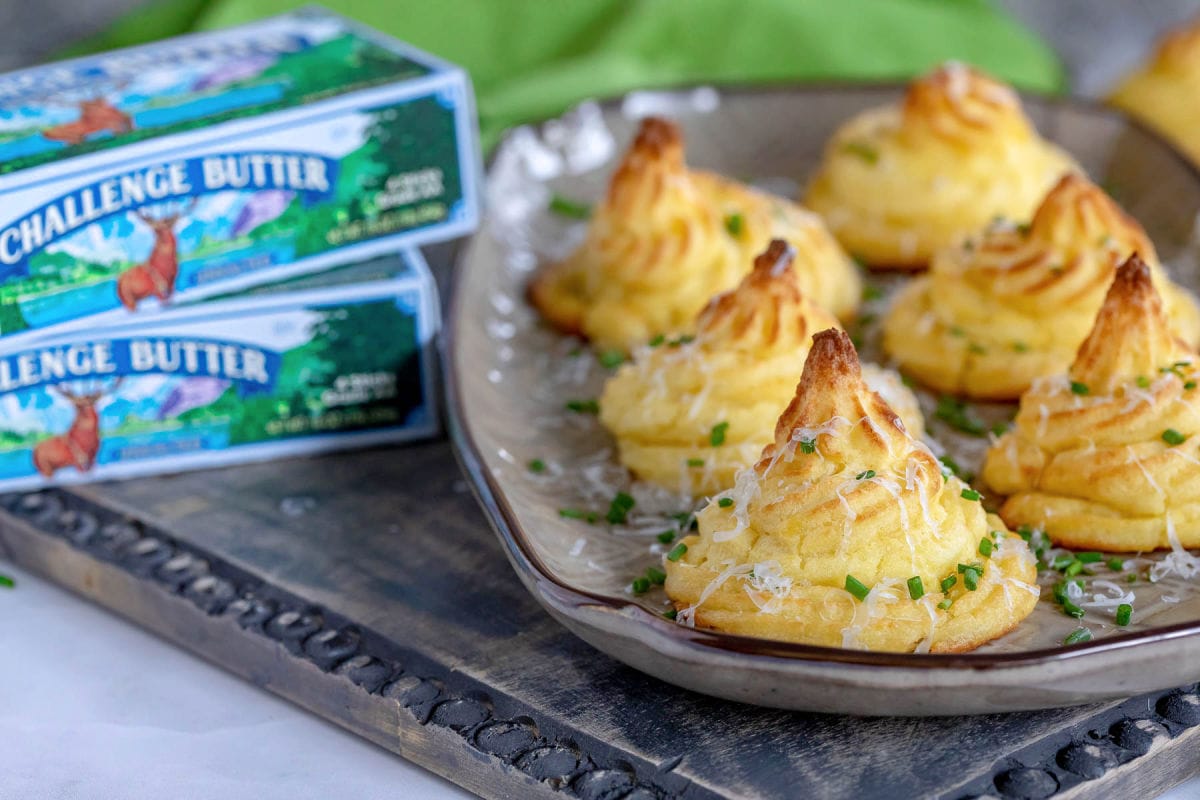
[606, 117, 686, 209]
[1154, 19, 1200, 71]
[1027, 174, 1153, 258]
[1071, 254, 1190, 394]
[902, 61, 1025, 145]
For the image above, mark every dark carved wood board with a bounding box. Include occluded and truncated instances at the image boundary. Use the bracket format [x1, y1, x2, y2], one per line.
[2, 438, 1200, 800]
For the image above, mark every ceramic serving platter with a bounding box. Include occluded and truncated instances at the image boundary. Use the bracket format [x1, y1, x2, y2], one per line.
[446, 86, 1200, 716]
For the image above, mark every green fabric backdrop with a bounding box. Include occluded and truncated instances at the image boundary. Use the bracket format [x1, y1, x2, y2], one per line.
[71, 0, 1064, 150]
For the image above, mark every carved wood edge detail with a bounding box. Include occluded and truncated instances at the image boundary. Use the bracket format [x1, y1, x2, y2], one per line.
[0, 489, 693, 800]
[4, 488, 1199, 800]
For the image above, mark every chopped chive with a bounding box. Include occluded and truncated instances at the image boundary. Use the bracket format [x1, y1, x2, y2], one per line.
[1064, 628, 1092, 645]
[718, 497, 734, 508]
[1127, 573, 1138, 584]
[940, 575, 957, 592]
[671, 511, 698, 530]
[724, 213, 744, 237]
[979, 537, 994, 558]
[663, 608, 678, 620]
[937, 598, 953, 610]
[1052, 554, 1074, 571]
[949, 325, 966, 338]
[799, 439, 816, 454]
[1012, 341, 1030, 353]
[1136, 375, 1151, 388]
[862, 284, 885, 302]
[648, 333, 666, 347]
[961, 488, 981, 502]
[1069, 381, 1089, 396]
[559, 508, 597, 523]
[1064, 560, 1084, 578]
[907, 576, 925, 600]
[1188, 381, 1198, 391]
[549, 194, 592, 219]
[938, 455, 973, 482]
[606, 492, 636, 524]
[1052, 581, 1069, 605]
[1106, 557, 1125, 571]
[1062, 599, 1085, 619]
[686, 458, 705, 468]
[565, 399, 600, 414]
[666, 542, 688, 562]
[968, 342, 987, 355]
[1076, 552, 1104, 564]
[710, 421, 729, 447]
[963, 568, 980, 591]
[598, 350, 626, 369]
[632, 577, 650, 594]
[856, 469, 876, 481]
[1016, 223, 1031, 235]
[935, 395, 987, 437]
[1115, 603, 1132, 627]
[990, 421, 1010, 437]
[1162, 428, 1187, 446]
[845, 574, 871, 601]
[657, 530, 676, 544]
[646, 566, 667, 585]
[0, 574, 12, 589]
[841, 140, 879, 164]
[528, 459, 547, 474]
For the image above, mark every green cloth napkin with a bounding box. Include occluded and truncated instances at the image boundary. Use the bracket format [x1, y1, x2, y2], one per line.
[72, 0, 1064, 151]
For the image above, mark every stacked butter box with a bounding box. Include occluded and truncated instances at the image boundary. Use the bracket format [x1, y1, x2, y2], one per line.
[0, 7, 480, 490]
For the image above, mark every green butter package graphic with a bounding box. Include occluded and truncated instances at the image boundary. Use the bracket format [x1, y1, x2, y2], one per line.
[0, 250, 439, 491]
[0, 6, 479, 344]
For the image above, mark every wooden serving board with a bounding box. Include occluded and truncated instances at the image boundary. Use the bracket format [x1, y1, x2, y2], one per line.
[1, 440, 1199, 800]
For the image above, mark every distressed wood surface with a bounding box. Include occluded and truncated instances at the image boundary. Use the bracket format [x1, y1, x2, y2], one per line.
[1, 442, 1198, 800]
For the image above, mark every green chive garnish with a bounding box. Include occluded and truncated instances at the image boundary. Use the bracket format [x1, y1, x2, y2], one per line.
[718, 497, 734, 508]
[646, 566, 667, 585]
[1062, 600, 1085, 619]
[979, 537, 993, 558]
[687, 458, 705, 468]
[648, 334, 666, 347]
[1115, 604, 1132, 627]
[666, 542, 688, 562]
[657, 530, 675, 544]
[598, 350, 626, 369]
[907, 576, 925, 600]
[1064, 628, 1092, 645]
[940, 575, 957, 592]
[856, 470, 876, 480]
[1136, 375, 1151, 388]
[566, 399, 600, 414]
[1064, 560, 1084, 578]
[935, 395, 986, 436]
[862, 285, 885, 302]
[528, 459, 547, 473]
[990, 421, 1010, 437]
[663, 609, 678, 620]
[1162, 428, 1187, 446]
[961, 488, 981, 501]
[1076, 552, 1103, 564]
[1127, 574, 1138, 583]
[799, 439, 816, 454]
[938, 455, 972, 482]
[949, 325, 966, 338]
[968, 343, 987, 355]
[1012, 341, 1030, 353]
[1017, 525, 1034, 542]
[632, 577, 650, 594]
[845, 574, 871, 601]
[841, 141, 879, 164]
[1070, 381, 1089, 396]
[559, 508, 597, 523]
[710, 421, 729, 447]
[963, 568, 980, 591]
[0, 574, 13, 589]
[549, 194, 592, 219]
[724, 213, 744, 237]
[1052, 554, 1074, 571]
[606, 492, 636, 524]
[1187, 381, 1197, 391]
[937, 598, 953, 610]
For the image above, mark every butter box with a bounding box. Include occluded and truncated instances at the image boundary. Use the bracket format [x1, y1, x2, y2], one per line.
[0, 249, 439, 491]
[0, 6, 478, 343]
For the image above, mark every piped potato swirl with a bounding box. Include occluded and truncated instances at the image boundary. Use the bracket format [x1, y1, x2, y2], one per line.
[883, 174, 1200, 399]
[1111, 18, 1200, 165]
[529, 117, 860, 354]
[664, 329, 1038, 652]
[600, 240, 922, 496]
[805, 62, 1077, 270]
[984, 255, 1200, 552]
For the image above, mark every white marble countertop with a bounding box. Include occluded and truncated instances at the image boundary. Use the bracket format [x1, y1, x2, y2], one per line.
[0, 563, 473, 799]
[1, 560, 1197, 799]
